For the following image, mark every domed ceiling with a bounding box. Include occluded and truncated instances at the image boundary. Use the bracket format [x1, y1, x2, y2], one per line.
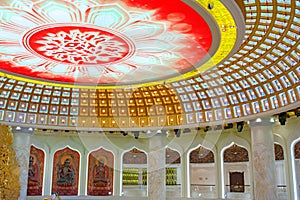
[0, 0, 299, 131]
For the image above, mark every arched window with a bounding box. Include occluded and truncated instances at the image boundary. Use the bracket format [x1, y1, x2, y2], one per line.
[27, 145, 45, 196]
[189, 146, 215, 198]
[87, 148, 114, 196]
[52, 147, 80, 196]
[223, 144, 250, 199]
[122, 148, 147, 196]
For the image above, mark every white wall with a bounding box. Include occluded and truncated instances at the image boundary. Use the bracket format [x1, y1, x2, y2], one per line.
[190, 163, 215, 185]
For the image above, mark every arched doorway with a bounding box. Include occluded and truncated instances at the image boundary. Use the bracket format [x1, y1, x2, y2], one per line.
[122, 148, 147, 197]
[223, 144, 250, 199]
[189, 146, 216, 198]
[52, 147, 80, 196]
[165, 147, 181, 197]
[274, 143, 287, 199]
[292, 140, 300, 199]
[87, 148, 114, 196]
[27, 145, 45, 196]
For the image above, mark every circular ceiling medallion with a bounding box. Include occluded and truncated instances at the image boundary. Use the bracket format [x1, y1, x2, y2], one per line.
[23, 24, 135, 65]
[0, 0, 236, 87]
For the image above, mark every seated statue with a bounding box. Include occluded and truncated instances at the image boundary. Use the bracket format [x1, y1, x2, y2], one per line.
[57, 158, 74, 185]
[93, 160, 109, 186]
[28, 156, 38, 184]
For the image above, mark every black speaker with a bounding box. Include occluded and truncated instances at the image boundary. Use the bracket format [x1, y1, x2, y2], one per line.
[133, 131, 139, 139]
[204, 126, 211, 132]
[237, 121, 244, 132]
[174, 129, 181, 137]
[121, 131, 128, 136]
[279, 113, 287, 125]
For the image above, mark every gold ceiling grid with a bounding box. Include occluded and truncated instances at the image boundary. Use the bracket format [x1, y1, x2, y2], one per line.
[0, 0, 299, 129]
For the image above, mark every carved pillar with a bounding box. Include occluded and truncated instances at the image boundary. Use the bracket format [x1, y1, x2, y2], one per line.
[249, 118, 278, 200]
[215, 149, 223, 199]
[181, 153, 188, 197]
[114, 150, 122, 196]
[12, 126, 34, 200]
[79, 150, 88, 196]
[148, 136, 166, 200]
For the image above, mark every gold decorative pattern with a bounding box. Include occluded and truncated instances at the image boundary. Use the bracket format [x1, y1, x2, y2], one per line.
[224, 144, 249, 163]
[166, 148, 181, 164]
[123, 148, 147, 165]
[274, 144, 284, 161]
[189, 146, 214, 163]
[0, 124, 20, 199]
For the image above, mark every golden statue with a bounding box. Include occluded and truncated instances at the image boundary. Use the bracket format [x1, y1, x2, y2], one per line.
[0, 124, 20, 199]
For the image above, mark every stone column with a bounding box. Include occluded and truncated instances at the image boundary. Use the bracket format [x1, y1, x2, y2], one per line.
[148, 136, 166, 200]
[43, 150, 53, 196]
[215, 149, 223, 199]
[181, 153, 188, 197]
[79, 151, 88, 196]
[12, 126, 34, 200]
[114, 150, 122, 196]
[249, 118, 278, 200]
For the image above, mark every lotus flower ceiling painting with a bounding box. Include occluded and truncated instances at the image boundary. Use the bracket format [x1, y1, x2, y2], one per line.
[0, 0, 215, 86]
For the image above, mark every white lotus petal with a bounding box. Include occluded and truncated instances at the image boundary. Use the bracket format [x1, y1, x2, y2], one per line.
[134, 39, 175, 53]
[108, 63, 137, 74]
[0, 45, 27, 55]
[122, 21, 165, 40]
[128, 11, 154, 21]
[67, 0, 98, 12]
[0, 8, 41, 30]
[49, 64, 70, 74]
[126, 54, 165, 66]
[12, 55, 45, 66]
[0, 30, 22, 41]
[85, 4, 129, 29]
[32, 0, 82, 23]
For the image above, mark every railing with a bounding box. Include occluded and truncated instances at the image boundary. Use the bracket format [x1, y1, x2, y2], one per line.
[224, 185, 251, 199]
[166, 184, 181, 197]
[122, 184, 147, 197]
[277, 185, 288, 200]
[190, 184, 217, 198]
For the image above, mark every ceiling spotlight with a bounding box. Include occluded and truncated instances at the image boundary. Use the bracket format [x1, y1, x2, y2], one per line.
[174, 129, 181, 137]
[121, 131, 128, 136]
[133, 131, 139, 139]
[279, 112, 287, 125]
[237, 121, 244, 132]
[204, 126, 211, 132]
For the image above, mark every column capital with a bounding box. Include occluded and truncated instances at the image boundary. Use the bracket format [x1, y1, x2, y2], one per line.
[248, 117, 275, 127]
